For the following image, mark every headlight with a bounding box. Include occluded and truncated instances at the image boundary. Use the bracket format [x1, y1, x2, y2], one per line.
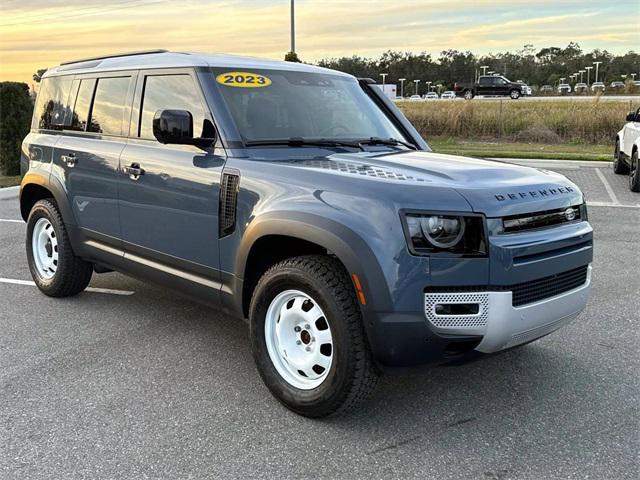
[403, 212, 487, 256]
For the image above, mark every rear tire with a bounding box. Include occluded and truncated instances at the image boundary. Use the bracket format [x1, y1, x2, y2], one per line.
[613, 139, 629, 174]
[26, 199, 93, 297]
[630, 150, 640, 192]
[249, 255, 379, 417]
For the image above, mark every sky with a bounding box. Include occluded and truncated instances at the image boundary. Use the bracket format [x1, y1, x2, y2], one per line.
[1, 0, 638, 84]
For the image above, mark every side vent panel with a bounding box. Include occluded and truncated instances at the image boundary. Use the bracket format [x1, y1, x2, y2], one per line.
[219, 171, 240, 237]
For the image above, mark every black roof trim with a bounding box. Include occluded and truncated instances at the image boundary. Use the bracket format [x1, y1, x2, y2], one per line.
[60, 49, 169, 66]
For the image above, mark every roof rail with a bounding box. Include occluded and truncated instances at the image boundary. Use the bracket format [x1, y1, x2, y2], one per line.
[60, 49, 169, 66]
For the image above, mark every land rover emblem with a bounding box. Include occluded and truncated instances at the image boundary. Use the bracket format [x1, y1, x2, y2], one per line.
[564, 208, 576, 221]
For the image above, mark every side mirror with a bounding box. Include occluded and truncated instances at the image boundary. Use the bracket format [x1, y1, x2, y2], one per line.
[153, 110, 216, 149]
[626, 112, 637, 122]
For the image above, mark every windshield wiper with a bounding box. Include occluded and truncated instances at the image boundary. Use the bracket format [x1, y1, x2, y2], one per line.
[357, 137, 417, 150]
[245, 137, 365, 151]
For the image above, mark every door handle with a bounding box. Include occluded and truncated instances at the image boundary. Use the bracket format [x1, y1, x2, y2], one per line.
[125, 163, 145, 181]
[61, 153, 76, 168]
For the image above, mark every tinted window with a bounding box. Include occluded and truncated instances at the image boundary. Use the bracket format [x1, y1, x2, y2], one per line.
[32, 76, 74, 130]
[139, 75, 205, 139]
[478, 77, 491, 86]
[70, 79, 96, 131]
[89, 77, 131, 135]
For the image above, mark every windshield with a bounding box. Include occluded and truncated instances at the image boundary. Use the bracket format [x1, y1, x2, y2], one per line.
[210, 67, 406, 144]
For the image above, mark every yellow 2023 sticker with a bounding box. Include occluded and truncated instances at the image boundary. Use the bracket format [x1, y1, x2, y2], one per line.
[216, 72, 271, 88]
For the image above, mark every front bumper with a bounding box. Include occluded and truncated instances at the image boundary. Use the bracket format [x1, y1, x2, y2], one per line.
[424, 265, 592, 353]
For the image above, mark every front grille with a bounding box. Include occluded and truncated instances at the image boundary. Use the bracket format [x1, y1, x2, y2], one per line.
[502, 205, 581, 233]
[425, 265, 589, 307]
[508, 265, 589, 306]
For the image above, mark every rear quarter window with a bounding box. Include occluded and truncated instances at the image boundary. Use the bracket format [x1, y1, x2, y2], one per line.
[32, 76, 74, 130]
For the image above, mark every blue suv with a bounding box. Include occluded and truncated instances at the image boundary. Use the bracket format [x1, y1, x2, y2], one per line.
[20, 50, 593, 417]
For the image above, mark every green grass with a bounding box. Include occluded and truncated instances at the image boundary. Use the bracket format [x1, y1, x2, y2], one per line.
[428, 137, 612, 161]
[0, 175, 21, 188]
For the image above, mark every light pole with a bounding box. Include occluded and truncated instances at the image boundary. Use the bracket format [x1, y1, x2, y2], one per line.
[425, 81, 432, 93]
[480, 65, 489, 76]
[585, 66, 593, 86]
[380, 73, 388, 91]
[579, 70, 585, 83]
[593, 61, 602, 83]
[413, 79, 420, 96]
[290, 0, 295, 53]
[399, 78, 406, 98]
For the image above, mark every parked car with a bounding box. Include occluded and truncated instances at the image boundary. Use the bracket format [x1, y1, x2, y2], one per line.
[591, 82, 606, 93]
[409, 94, 422, 101]
[20, 50, 594, 417]
[558, 83, 572, 94]
[453, 75, 524, 100]
[614, 107, 640, 192]
[540, 85, 554, 94]
[440, 91, 456, 99]
[574, 83, 588, 94]
[610, 81, 625, 89]
[516, 82, 532, 96]
[423, 92, 439, 100]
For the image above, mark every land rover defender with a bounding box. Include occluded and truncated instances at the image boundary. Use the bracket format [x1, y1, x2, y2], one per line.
[20, 50, 593, 417]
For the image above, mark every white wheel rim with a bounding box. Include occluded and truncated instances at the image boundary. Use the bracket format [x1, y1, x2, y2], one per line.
[264, 290, 333, 390]
[31, 218, 58, 280]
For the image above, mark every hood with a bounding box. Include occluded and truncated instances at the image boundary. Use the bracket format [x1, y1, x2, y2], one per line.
[290, 150, 583, 217]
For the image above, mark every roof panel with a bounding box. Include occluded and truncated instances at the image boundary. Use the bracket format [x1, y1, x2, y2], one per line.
[42, 51, 351, 79]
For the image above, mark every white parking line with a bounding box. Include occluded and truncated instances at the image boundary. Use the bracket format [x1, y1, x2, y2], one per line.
[595, 168, 621, 205]
[587, 202, 640, 209]
[0, 218, 23, 223]
[0, 277, 135, 296]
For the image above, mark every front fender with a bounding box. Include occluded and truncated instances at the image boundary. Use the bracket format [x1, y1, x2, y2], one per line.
[235, 211, 393, 314]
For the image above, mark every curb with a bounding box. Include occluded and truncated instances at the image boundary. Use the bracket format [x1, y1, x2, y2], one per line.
[0, 185, 19, 199]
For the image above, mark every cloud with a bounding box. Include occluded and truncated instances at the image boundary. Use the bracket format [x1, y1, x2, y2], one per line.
[1, 0, 638, 83]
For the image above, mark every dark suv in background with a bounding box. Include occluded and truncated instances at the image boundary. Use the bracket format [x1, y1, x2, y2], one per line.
[20, 51, 592, 417]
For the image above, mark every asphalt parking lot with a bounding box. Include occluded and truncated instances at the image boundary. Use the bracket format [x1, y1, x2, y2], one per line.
[1, 161, 638, 480]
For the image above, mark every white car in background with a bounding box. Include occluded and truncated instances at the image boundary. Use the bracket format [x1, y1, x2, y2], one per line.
[423, 92, 439, 100]
[409, 94, 422, 101]
[574, 83, 588, 94]
[558, 84, 571, 94]
[440, 91, 456, 99]
[614, 107, 640, 192]
[591, 82, 606, 93]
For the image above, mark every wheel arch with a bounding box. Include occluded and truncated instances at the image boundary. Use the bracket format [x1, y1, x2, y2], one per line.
[20, 173, 75, 224]
[235, 212, 392, 319]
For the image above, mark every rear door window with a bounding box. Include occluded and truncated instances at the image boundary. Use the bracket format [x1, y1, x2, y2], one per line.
[139, 74, 205, 139]
[69, 79, 96, 131]
[88, 77, 131, 136]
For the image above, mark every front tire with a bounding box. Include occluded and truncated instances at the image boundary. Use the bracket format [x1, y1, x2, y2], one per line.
[464, 90, 474, 100]
[26, 199, 93, 297]
[249, 255, 378, 417]
[613, 139, 629, 174]
[630, 150, 640, 192]
[510, 89, 521, 100]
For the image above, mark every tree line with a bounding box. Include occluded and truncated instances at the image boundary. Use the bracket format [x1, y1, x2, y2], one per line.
[316, 43, 640, 92]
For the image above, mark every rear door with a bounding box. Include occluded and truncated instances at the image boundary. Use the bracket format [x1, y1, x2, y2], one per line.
[477, 76, 492, 95]
[117, 69, 226, 288]
[53, 74, 135, 247]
